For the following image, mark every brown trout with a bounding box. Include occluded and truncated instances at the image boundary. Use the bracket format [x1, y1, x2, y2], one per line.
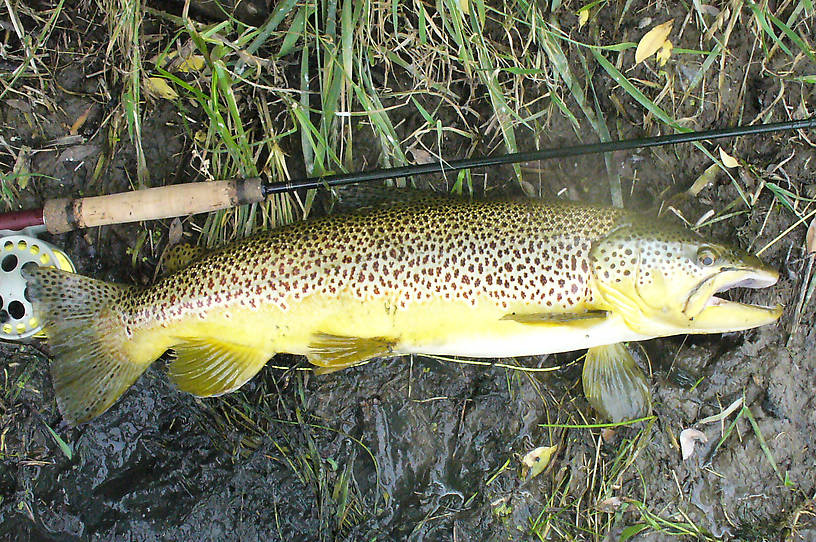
[27, 196, 782, 424]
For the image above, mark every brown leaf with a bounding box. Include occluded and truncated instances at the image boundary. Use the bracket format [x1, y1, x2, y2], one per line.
[168, 217, 184, 246]
[806, 217, 816, 255]
[70, 104, 94, 135]
[596, 496, 623, 513]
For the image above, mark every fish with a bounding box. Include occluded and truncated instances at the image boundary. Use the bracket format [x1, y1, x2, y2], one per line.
[25, 195, 782, 424]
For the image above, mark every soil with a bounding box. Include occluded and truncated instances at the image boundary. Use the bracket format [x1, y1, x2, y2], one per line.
[1, 2, 815, 541]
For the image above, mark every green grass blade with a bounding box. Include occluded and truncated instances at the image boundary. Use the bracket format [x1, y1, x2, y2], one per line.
[742, 405, 786, 484]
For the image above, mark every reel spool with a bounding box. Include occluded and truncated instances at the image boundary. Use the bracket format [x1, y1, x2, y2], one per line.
[0, 232, 75, 341]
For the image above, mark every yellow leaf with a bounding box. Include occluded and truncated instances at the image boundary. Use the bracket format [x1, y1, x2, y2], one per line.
[718, 147, 740, 168]
[458, 0, 469, 14]
[176, 55, 206, 73]
[687, 163, 719, 196]
[656, 40, 673, 66]
[520, 445, 557, 479]
[635, 19, 674, 64]
[145, 77, 178, 100]
[578, 8, 590, 28]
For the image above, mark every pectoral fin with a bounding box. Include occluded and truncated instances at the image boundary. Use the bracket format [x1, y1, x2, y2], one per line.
[307, 333, 397, 374]
[501, 310, 608, 326]
[582, 343, 651, 422]
[168, 338, 271, 396]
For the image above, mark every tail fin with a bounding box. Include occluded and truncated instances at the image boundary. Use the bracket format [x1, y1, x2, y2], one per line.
[26, 266, 151, 425]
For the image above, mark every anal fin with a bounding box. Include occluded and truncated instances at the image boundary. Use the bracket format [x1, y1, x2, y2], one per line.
[582, 343, 651, 422]
[307, 333, 397, 374]
[168, 337, 271, 397]
[502, 310, 608, 326]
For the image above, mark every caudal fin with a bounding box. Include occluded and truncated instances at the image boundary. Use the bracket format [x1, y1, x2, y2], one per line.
[26, 266, 151, 425]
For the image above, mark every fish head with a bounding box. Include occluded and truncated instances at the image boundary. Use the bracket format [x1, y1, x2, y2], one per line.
[589, 218, 782, 336]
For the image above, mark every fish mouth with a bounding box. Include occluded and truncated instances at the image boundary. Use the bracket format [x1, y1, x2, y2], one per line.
[683, 266, 783, 332]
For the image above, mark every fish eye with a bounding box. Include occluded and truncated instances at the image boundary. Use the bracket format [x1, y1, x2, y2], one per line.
[696, 246, 718, 267]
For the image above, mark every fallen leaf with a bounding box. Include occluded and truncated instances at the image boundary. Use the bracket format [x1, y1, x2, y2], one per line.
[5, 99, 32, 113]
[704, 7, 730, 41]
[596, 496, 623, 513]
[12, 145, 31, 189]
[48, 135, 85, 147]
[57, 144, 100, 164]
[680, 428, 708, 460]
[520, 445, 557, 479]
[578, 8, 590, 28]
[635, 19, 674, 64]
[806, 217, 816, 255]
[176, 55, 206, 73]
[145, 77, 178, 100]
[698, 397, 743, 425]
[70, 104, 94, 135]
[687, 162, 719, 196]
[520, 179, 537, 197]
[408, 148, 435, 164]
[168, 217, 184, 246]
[656, 40, 673, 66]
[719, 147, 740, 168]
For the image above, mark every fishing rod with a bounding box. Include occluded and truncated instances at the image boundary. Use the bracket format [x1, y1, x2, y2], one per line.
[1, 116, 814, 234]
[0, 116, 813, 342]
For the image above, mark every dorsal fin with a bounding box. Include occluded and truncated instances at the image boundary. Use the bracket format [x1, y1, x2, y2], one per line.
[160, 243, 205, 274]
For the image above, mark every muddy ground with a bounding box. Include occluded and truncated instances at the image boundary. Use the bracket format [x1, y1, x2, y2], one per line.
[1, 1, 815, 541]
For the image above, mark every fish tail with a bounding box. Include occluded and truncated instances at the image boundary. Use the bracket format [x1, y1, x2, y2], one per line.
[26, 266, 152, 425]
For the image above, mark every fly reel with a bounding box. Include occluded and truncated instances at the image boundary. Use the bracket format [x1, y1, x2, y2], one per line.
[0, 229, 74, 341]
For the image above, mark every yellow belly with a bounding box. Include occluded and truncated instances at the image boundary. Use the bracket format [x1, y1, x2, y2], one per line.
[140, 291, 650, 366]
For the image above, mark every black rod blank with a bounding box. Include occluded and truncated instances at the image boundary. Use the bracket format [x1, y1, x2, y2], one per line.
[262, 117, 816, 196]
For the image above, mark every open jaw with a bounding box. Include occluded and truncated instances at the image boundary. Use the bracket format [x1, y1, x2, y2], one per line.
[684, 267, 783, 332]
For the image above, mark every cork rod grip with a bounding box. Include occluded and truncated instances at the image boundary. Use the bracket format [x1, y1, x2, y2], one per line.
[42, 178, 265, 234]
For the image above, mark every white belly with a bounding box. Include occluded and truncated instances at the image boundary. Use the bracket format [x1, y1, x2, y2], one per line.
[401, 313, 653, 358]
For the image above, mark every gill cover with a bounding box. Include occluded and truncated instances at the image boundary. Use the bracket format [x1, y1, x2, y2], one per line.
[589, 218, 782, 336]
